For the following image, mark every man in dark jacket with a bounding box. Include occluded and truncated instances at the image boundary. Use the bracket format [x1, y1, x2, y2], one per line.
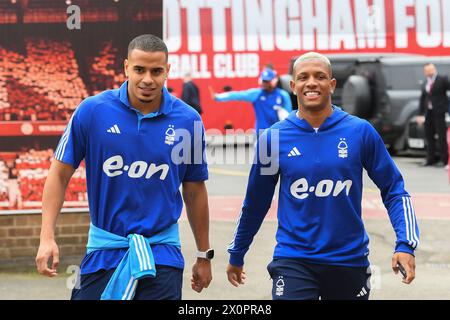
[182, 73, 202, 115]
[418, 63, 450, 167]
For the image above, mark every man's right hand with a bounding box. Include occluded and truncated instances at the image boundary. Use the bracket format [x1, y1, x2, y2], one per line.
[226, 263, 246, 287]
[36, 238, 59, 277]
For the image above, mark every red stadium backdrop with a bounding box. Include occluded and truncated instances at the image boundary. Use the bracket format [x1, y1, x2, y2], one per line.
[0, 0, 162, 213]
[164, 0, 450, 131]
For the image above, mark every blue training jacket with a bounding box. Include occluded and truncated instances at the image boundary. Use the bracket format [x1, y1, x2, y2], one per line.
[228, 107, 420, 267]
[54, 82, 208, 275]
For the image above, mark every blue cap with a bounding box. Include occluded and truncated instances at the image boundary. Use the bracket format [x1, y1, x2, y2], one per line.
[260, 68, 277, 81]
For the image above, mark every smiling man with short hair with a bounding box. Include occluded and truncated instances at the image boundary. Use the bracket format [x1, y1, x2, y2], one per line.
[227, 52, 419, 300]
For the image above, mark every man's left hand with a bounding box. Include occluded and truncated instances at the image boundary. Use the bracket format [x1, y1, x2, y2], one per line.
[392, 252, 416, 284]
[191, 259, 212, 293]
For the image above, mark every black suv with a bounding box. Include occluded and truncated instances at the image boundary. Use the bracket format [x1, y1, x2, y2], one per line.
[280, 55, 450, 153]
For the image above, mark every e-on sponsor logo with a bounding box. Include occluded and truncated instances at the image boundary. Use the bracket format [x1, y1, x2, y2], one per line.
[290, 178, 353, 200]
[102, 155, 169, 180]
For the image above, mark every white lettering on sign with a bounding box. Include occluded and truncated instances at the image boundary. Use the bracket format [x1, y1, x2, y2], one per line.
[206, 0, 230, 52]
[444, 0, 450, 47]
[38, 125, 67, 132]
[330, 0, 356, 50]
[213, 53, 259, 78]
[168, 54, 211, 79]
[164, 0, 450, 53]
[355, 0, 386, 49]
[301, 0, 329, 51]
[168, 53, 259, 79]
[416, 0, 441, 48]
[394, 0, 415, 49]
[274, 0, 301, 51]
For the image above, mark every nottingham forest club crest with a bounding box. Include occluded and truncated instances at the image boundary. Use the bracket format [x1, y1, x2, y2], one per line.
[165, 125, 176, 145]
[338, 138, 348, 158]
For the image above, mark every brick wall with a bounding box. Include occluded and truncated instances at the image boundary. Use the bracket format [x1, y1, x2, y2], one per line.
[0, 212, 90, 271]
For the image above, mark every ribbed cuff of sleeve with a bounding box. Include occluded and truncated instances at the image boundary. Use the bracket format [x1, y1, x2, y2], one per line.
[395, 243, 415, 256]
[229, 254, 244, 267]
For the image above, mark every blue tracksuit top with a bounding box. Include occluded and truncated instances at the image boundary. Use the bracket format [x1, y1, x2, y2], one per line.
[215, 88, 292, 134]
[228, 107, 419, 267]
[54, 82, 208, 274]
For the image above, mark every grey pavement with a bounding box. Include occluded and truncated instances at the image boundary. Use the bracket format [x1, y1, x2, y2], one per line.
[0, 147, 449, 300]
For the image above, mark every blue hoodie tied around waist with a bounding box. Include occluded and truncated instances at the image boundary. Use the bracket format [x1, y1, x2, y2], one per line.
[86, 223, 181, 300]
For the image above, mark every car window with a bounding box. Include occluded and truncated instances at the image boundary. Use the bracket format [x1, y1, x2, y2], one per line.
[383, 63, 450, 90]
[382, 65, 424, 90]
[435, 64, 450, 78]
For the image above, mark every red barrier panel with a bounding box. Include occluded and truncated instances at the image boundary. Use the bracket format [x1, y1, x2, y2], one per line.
[0, 122, 66, 136]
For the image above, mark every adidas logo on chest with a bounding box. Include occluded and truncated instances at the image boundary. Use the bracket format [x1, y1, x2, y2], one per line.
[107, 124, 121, 134]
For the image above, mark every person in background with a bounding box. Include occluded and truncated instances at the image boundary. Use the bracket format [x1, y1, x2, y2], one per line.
[210, 68, 292, 136]
[181, 73, 202, 115]
[417, 63, 450, 168]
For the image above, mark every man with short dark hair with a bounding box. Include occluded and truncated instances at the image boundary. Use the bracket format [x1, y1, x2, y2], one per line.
[36, 34, 213, 300]
[227, 52, 419, 300]
[417, 63, 450, 167]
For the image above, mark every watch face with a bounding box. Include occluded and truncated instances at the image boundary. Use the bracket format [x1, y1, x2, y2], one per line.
[206, 249, 214, 260]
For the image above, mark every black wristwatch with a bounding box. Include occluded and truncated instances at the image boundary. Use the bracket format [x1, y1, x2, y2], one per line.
[196, 249, 214, 260]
